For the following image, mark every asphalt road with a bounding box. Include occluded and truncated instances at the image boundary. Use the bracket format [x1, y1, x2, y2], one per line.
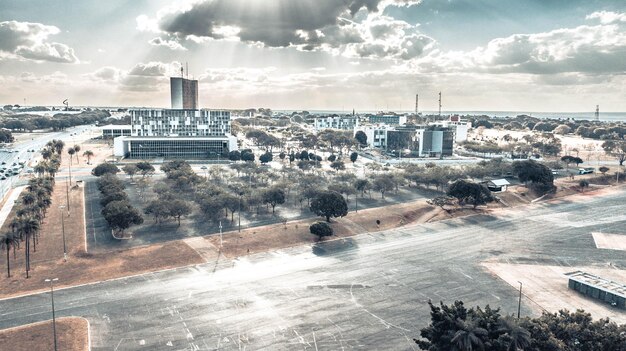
[1, 188, 626, 350]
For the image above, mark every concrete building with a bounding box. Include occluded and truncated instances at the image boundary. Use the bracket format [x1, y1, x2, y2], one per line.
[314, 115, 358, 131]
[432, 115, 471, 142]
[100, 124, 132, 138]
[354, 124, 455, 157]
[130, 109, 231, 137]
[170, 77, 198, 110]
[368, 115, 407, 125]
[113, 75, 235, 160]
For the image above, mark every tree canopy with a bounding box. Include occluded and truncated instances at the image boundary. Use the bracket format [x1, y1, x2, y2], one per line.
[310, 191, 348, 222]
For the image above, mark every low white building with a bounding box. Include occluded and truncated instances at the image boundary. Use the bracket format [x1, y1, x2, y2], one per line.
[100, 124, 132, 138]
[314, 115, 358, 131]
[114, 135, 237, 159]
[432, 116, 471, 142]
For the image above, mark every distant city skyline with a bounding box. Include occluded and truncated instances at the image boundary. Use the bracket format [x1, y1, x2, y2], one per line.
[0, 0, 625, 111]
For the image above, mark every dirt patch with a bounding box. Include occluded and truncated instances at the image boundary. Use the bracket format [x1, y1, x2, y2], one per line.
[58, 139, 111, 170]
[592, 232, 626, 251]
[482, 262, 626, 324]
[0, 317, 89, 351]
[0, 181, 203, 298]
[207, 199, 442, 257]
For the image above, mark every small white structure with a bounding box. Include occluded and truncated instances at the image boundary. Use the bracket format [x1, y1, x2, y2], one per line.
[484, 179, 510, 192]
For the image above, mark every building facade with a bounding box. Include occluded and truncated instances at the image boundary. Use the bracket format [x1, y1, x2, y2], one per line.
[114, 135, 237, 159]
[130, 109, 231, 137]
[314, 115, 358, 131]
[170, 77, 198, 110]
[368, 115, 407, 125]
[100, 124, 132, 138]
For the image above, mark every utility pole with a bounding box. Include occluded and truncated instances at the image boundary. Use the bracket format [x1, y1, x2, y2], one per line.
[59, 206, 67, 261]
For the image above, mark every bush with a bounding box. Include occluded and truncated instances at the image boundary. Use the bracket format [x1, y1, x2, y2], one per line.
[310, 222, 333, 240]
[92, 163, 120, 177]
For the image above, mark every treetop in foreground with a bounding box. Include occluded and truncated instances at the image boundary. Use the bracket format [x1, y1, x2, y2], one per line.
[416, 300, 625, 351]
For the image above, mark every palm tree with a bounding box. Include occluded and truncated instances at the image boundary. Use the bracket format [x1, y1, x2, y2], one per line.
[41, 148, 52, 160]
[53, 139, 65, 157]
[68, 147, 76, 166]
[0, 233, 19, 277]
[83, 150, 94, 164]
[73, 145, 81, 164]
[18, 216, 40, 278]
[33, 162, 47, 177]
[498, 317, 531, 351]
[451, 319, 488, 351]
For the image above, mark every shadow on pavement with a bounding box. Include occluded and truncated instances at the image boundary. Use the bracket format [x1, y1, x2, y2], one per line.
[312, 237, 359, 260]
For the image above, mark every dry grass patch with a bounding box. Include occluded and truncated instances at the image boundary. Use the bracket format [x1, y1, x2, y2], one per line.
[0, 317, 89, 351]
[0, 181, 203, 298]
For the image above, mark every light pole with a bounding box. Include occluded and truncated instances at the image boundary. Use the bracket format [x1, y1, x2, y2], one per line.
[517, 281, 523, 319]
[45, 278, 59, 351]
[219, 221, 223, 248]
[65, 176, 70, 217]
[59, 205, 67, 261]
[238, 194, 242, 233]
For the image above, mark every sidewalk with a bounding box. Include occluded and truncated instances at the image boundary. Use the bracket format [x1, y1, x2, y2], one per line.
[0, 185, 25, 229]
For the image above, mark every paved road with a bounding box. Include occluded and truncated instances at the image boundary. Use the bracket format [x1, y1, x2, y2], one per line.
[1, 189, 626, 350]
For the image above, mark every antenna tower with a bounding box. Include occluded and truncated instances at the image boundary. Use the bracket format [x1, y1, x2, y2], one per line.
[595, 105, 600, 120]
[186, 62, 189, 79]
[180, 66, 184, 78]
[415, 94, 418, 114]
[438, 92, 442, 117]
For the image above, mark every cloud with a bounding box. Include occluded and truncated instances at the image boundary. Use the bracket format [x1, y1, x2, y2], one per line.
[137, 0, 429, 60]
[415, 11, 626, 76]
[0, 21, 79, 63]
[148, 37, 187, 51]
[86, 61, 183, 92]
[586, 11, 626, 24]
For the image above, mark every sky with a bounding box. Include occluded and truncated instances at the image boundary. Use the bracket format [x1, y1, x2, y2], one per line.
[0, 0, 625, 112]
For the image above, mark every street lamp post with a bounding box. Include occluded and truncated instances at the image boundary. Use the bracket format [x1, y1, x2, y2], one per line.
[517, 281, 523, 319]
[45, 278, 59, 351]
[59, 205, 67, 261]
[219, 221, 223, 248]
[238, 194, 242, 233]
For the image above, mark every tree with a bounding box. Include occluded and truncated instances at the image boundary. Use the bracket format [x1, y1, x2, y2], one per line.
[229, 150, 242, 162]
[355, 131, 368, 147]
[83, 150, 94, 164]
[0, 233, 19, 277]
[67, 147, 76, 165]
[512, 160, 554, 194]
[122, 164, 139, 180]
[136, 161, 155, 177]
[73, 144, 81, 164]
[428, 196, 458, 213]
[92, 162, 120, 177]
[144, 200, 170, 224]
[310, 222, 333, 241]
[579, 179, 589, 192]
[372, 175, 394, 199]
[330, 161, 345, 171]
[602, 140, 626, 166]
[310, 191, 348, 222]
[350, 152, 358, 164]
[451, 320, 488, 351]
[259, 151, 273, 164]
[599, 166, 610, 176]
[279, 152, 286, 162]
[241, 149, 255, 162]
[169, 200, 193, 226]
[354, 179, 370, 197]
[262, 188, 285, 214]
[327, 154, 337, 162]
[102, 200, 143, 235]
[447, 180, 494, 208]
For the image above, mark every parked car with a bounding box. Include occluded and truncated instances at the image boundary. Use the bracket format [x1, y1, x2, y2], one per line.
[578, 167, 594, 175]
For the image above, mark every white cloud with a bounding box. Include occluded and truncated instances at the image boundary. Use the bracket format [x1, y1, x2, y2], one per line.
[415, 12, 626, 76]
[0, 21, 79, 63]
[586, 11, 626, 24]
[137, 0, 432, 60]
[148, 37, 187, 51]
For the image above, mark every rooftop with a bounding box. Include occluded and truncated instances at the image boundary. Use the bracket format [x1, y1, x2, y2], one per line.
[566, 271, 626, 298]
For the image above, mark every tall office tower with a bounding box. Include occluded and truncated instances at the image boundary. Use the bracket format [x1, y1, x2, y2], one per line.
[170, 77, 199, 110]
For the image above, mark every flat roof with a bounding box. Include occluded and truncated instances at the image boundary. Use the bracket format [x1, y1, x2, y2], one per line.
[119, 136, 230, 141]
[100, 124, 132, 130]
[566, 271, 626, 298]
[490, 179, 511, 186]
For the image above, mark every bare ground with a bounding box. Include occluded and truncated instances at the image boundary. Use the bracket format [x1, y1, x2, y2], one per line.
[482, 262, 626, 324]
[0, 181, 203, 298]
[0, 317, 89, 351]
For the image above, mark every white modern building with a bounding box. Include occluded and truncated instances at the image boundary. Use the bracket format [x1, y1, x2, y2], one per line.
[113, 75, 236, 159]
[432, 116, 471, 142]
[368, 115, 407, 125]
[100, 124, 132, 138]
[314, 115, 358, 131]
